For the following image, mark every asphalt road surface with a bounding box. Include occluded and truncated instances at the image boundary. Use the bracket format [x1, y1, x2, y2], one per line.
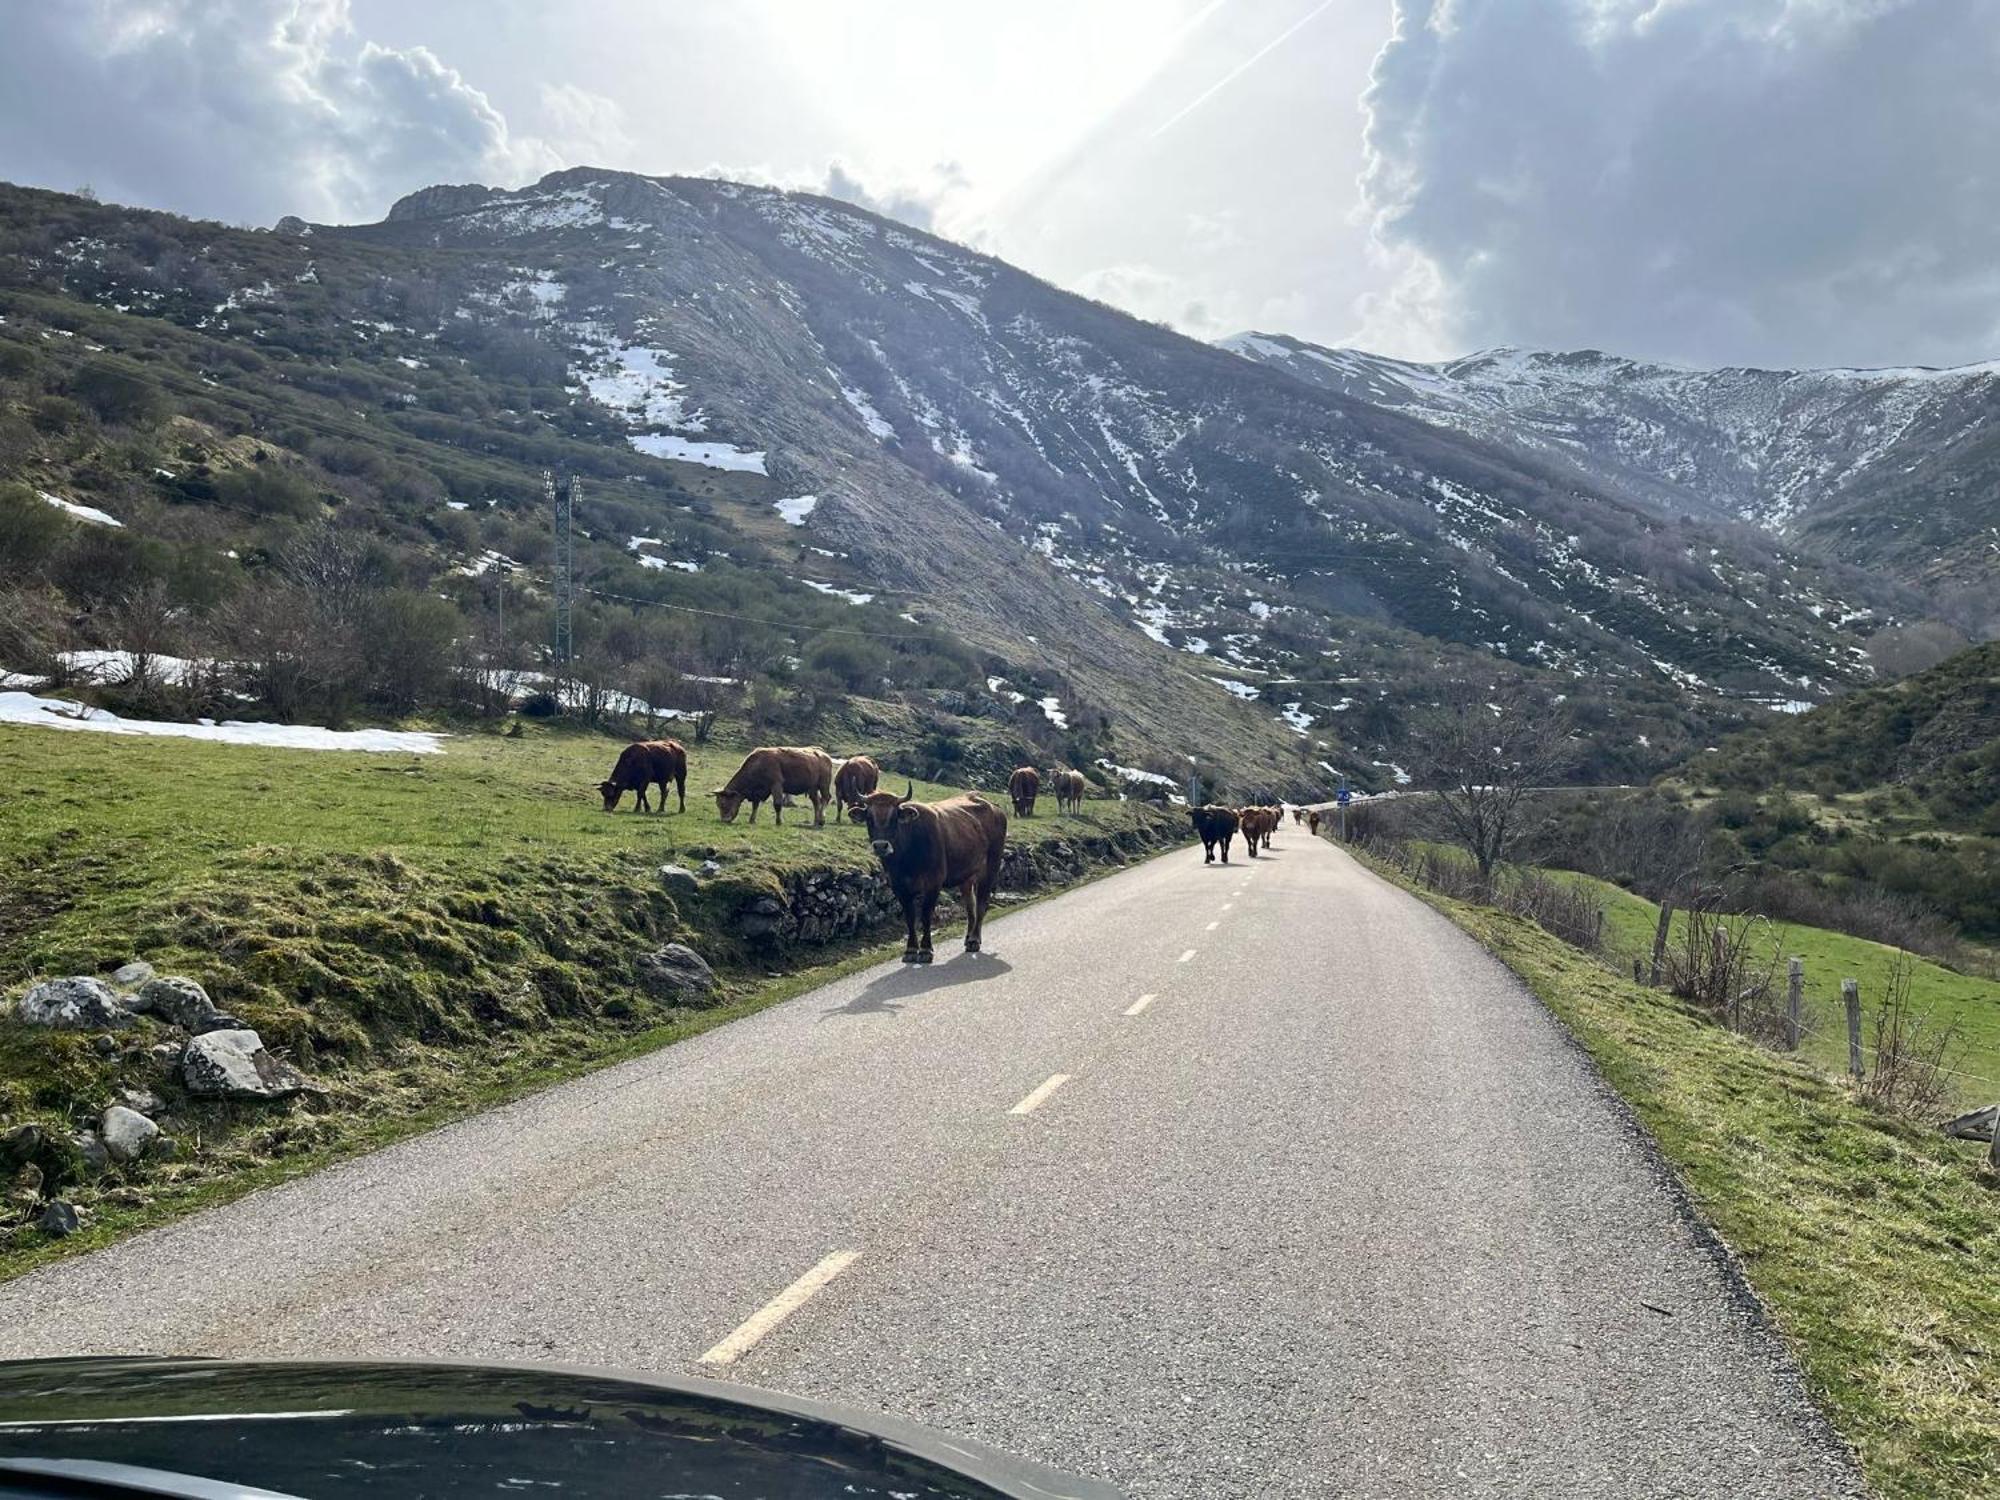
[0, 829, 1862, 1498]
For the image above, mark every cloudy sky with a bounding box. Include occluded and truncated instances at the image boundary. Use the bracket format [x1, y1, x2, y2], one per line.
[3, 0, 1996, 370]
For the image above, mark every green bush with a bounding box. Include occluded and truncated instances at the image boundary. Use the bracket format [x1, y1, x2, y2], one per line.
[214, 464, 321, 519]
[68, 361, 169, 428]
[0, 483, 68, 575]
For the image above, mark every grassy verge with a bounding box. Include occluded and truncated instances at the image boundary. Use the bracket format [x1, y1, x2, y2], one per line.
[1573, 871, 2000, 1105]
[1356, 850, 2000, 1498]
[0, 719, 1184, 1280]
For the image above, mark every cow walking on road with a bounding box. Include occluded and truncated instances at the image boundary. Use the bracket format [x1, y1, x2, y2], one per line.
[1238, 805, 1278, 856]
[598, 739, 687, 813]
[714, 746, 835, 826]
[850, 784, 1008, 963]
[1009, 765, 1041, 818]
[1189, 805, 1240, 864]
[1308, 810, 1322, 836]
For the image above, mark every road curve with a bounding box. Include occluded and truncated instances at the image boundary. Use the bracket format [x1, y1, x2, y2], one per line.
[0, 830, 1861, 1498]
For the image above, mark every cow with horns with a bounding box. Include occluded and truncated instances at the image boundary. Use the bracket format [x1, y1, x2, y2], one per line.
[850, 782, 1008, 963]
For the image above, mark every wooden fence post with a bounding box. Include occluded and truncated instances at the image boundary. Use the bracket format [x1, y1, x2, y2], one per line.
[1649, 899, 1674, 988]
[1842, 978, 1862, 1080]
[1785, 957, 1804, 1050]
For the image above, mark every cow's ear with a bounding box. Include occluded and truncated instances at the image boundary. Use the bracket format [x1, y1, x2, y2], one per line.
[847, 804, 867, 823]
[895, 803, 919, 822]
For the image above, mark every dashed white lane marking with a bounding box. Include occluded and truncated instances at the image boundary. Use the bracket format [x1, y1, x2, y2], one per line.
[1222, 902, 1236, 911]
[698, 1250, 860, 1366]
[1009, 1073, 1072, 1116]
[1124, 993, 1158, 1017]
[1177, 948, 1197, 963]
[1205, 920, 1219, 932]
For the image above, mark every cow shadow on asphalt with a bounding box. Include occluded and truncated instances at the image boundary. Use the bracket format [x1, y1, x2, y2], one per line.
[821, 952, 1016, 1019]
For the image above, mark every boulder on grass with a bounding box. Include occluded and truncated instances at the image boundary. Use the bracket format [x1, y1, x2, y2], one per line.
[658, 864, 700, 897]
[36, 1201, 80, 1237]
[181, 1029, 311, 1100]
[136, 976, 239, 1032]
[633, 944, 720, 1006]
[101, 1105, 160, 1163]
[14, 977, 131, 1030]
[110, 960, 157, 989]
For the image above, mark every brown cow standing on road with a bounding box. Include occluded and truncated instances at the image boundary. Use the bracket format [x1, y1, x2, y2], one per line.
[598, 739, 687, 813]
[1238, 805, 1277, 856]
[1292, 808, 1306, 825]
[1008, 765, 1041, 818]
[1308, 810, 1322, 836]
[714, 745, 835, 826]
[850, 783, 1008, 963]
[1189, 805, 1239, 864]
[1051, 767, 1087, 815]
[834, 754, 881, 810]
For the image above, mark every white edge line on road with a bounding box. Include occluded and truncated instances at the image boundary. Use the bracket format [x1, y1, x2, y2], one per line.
[697, 1250, 860, 1366]
[1177, 948, 1197, 963]
[1124, 993, 1157, 1017]
[1009, 1073, 1072, 1116]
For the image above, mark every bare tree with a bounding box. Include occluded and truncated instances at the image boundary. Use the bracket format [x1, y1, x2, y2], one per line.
[1410, 685, 1576, 887]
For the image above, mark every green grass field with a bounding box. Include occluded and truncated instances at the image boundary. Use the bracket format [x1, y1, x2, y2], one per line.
[0, 716, 1181, 1277]
[1574, 872, 2000, 1106]
[1374, 863, 2000, 1499]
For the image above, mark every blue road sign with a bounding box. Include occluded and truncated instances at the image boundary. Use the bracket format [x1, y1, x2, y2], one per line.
[1336, 787, 1352, 806]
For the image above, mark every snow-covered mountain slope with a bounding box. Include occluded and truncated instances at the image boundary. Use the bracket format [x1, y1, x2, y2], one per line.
[1221, 333, 2000, 590]
[354, 169, 1913, 771]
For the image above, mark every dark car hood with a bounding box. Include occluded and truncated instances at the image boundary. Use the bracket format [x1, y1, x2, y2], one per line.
[0, 1358, 1120, 1500]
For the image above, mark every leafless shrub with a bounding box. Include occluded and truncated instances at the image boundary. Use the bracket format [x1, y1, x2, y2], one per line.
[1862, 952, 1967, 1121]
[1505, 867, 1606, 951]
[1662, 894, 1784, 1039]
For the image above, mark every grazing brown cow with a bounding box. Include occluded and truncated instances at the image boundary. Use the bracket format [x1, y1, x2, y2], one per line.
[714, 745, 835, 826]
[1308, 810, 1322, 836]
[597, 739, 687, 813]
[1051, 767, 1087, 815]
[834, 754, 881, 810]
[850, 783, 1008, 963]
[1008, 765, 1041, 818]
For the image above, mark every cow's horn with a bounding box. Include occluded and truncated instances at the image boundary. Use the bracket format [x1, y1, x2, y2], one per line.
[899, 780, 915, 803]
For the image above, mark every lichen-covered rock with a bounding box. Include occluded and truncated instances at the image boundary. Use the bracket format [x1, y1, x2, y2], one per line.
[181, 1029, 311, 1100]
[101, 1105, 161, 1163]
[136, 976, 237, 1031]
[634, 944, 719, 1006]
[110, 960, 157, 989]
[658, 864, 700, 897]
[36, 1201, 80, 1237]
[15, 977, 131, 1030]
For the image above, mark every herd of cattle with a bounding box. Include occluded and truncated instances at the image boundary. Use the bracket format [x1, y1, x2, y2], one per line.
[1186, 802, 1316, 864]
[596, 738, 1321, 960]
[596, 738, 1319, 963]
[596, 739, 1135, 964]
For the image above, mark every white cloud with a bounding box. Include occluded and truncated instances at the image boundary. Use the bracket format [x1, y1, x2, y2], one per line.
[1357, 0, 2000, 368]
[0, 0, 555, 224]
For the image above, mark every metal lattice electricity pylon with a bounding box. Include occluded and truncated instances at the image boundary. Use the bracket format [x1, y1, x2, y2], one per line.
[547, 469, 576, 668]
